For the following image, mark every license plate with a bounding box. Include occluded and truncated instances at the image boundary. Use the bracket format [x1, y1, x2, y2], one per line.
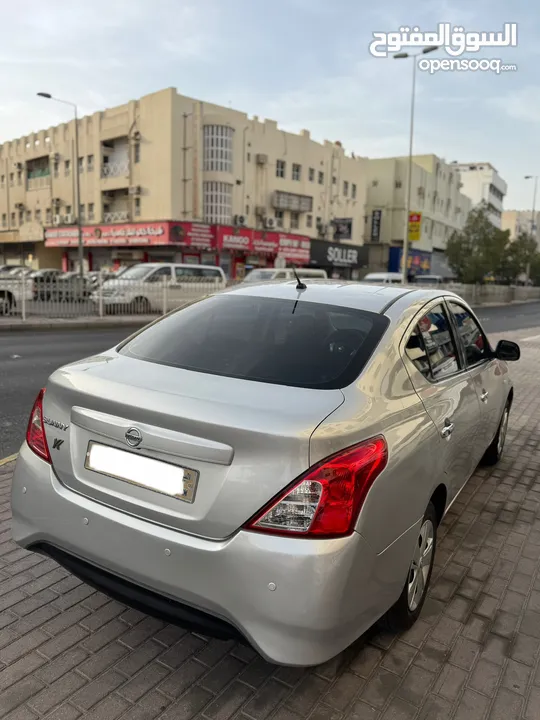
[84, 442, 199, 503]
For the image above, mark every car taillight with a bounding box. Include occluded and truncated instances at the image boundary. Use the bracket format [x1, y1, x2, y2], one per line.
[245, 436, 388, 539]
[26, 388, 51, 464]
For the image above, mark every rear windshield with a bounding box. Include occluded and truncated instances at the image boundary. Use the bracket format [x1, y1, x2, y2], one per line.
[118, 294, 388, 390]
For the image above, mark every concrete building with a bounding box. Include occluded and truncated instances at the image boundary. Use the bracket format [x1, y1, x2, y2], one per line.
[502, 209, 540, 246]
[452, 162, 507, 228]
[0, 87, 370, 279]
[364, 154, 472, 277]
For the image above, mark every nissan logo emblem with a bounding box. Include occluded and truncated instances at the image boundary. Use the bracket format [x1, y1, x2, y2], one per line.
[125, 427, 143, 448]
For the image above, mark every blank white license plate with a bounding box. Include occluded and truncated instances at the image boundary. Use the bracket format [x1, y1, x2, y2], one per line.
[85, 442, 198, 502]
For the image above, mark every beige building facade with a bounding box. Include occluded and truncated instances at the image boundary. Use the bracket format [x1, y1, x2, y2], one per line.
[502, 209, 540, 246]
[364, 154, 472, 275]
[452, 162, 507, 228]
[0, 87, 369, 278]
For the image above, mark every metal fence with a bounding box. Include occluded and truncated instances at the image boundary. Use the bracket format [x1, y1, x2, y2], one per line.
[1, 274, 540, 322]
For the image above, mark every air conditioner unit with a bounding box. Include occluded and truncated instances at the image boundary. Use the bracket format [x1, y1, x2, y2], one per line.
[256, 154, 268, 166]
[128, 185, 142, 195]
[234, 214, 246, 226]
[52, 197, 61, 205]
[264, 217, 276, 229]
[50, 153, 60, 163]
[63, 213, 74, 224]
[132, 131, 141, 142]
[53, 214, 62, 226]
[255, 205, 266, 217]
[14, 202, 24, 210]
[13, 162, 23, 171]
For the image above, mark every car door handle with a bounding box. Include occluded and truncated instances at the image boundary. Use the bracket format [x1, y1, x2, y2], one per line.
[441, 422, 455, 439]
[481, 390, 489, 402]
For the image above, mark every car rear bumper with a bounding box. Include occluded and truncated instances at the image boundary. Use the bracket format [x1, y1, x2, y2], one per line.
[11, 444, 400, 666]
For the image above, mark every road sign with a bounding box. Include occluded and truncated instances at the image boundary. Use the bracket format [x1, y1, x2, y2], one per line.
[408, 212, 422, 242]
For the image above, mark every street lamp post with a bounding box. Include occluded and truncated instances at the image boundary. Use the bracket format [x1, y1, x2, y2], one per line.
[37, 93, 84, 278]
[524, 175, 538, 285]
[394, 46, 438, 283]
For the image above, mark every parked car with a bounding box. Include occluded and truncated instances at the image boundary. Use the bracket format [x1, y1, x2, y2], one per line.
[242, 268, 328, 284]
[0, 271, 33, 314]
[11, 282, 519, 666]
[361, 272, 404, 284]
[90, 262, 227, 313]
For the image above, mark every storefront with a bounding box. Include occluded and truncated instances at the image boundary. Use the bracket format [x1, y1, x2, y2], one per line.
[44, 221, 311, 279]
[308, 238, 368, 280]
[388, 247, 432, 277]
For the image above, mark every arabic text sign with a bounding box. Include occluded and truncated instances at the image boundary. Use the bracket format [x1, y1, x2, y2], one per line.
[408, 212, 422, 242]
[369, 22, 517, 59]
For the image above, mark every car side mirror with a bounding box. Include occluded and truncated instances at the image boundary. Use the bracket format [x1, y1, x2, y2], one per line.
[495, 339, 520, 362]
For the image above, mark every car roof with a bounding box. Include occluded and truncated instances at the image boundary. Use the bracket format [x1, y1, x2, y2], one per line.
[137, 262, 221, 269]
[220, 281, 463, 315]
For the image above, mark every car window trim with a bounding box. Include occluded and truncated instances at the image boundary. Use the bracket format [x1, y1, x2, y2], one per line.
[444, 298, 493, 370]
[402, 297, 466, 385]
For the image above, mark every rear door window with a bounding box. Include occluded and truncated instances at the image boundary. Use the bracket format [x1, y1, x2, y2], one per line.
[119, 294, 389, 389]
[406, 304, 460, 381]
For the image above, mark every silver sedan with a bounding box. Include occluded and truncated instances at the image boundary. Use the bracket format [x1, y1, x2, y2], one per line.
[10, 281, 519, 666]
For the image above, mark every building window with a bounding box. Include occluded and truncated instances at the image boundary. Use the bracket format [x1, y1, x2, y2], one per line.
[18, 210, 24, 224]
[65, 205, 72, 215]
[203, 181, 233, 224]
[11, 212, 16, 226]
[64, 160, 70, 176]
[53, 161, 59, 178]
[275, 210, 284, 228]
[308, 168, 315, 182]
[88, 203, 95, 221]
[134, 198, 141, 217]
[25, 210, 31, 222]
[203, 125, 233, 173]
[316, 216, 322, 228]
[318, 171, 324, 185]
[78, 157, 84, 173]
[290, 211, 300, 229]
[352, 184, 357, 199]
[134, 143, 140, 164]
[35, 209, 42, 222]
[292, 163, 301, 181]
[17, 171, 22, 186]
[79, 204, 85, 221]
[343, 181, 349, 196]
[87, 154, 94, 171]
[0, 175, 4, 188]
[372, 180, 378, 187]
[306, 214, 313, 228]
[395, 180, 402, 188]
[1, 214, 6, 228]
[9, 173, 14, 187]
[247, 152, 251, 162]
[46, 208, 52, 224]
[332, 176, 337, 185]
[276, 159, 286, 179]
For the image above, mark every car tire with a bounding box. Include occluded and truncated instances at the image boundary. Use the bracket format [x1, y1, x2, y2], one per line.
[481, 400, 510, 466]
[131, 297, 151, 314]
[383, 502, 437, 633]
[0, 293, 14, 316]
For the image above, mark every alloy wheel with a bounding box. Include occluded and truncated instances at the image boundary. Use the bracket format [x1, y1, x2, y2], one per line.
[497, 408, 509, 457]
[407, 519, 434, 612]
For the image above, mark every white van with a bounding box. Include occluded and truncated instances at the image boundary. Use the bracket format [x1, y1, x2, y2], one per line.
[361, 272, 404, 285]
[242, 268, 328, 284]
[92, 262, 227, 313]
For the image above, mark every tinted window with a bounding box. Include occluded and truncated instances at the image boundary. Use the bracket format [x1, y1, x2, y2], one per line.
[147, 267, 171, 282]
[201, 268, 222, 279]
[405, 327, 431, 379]
[414, 304, 460, 380]
[119, 295, 389, 390]
[175, 267, 202, 279]
[448, 302, 489, 366]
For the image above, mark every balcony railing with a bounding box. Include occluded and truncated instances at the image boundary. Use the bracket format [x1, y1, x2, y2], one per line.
[101, 160, 129, 178]
[27, 176, 51, 191]
[103, 210, 129, 223]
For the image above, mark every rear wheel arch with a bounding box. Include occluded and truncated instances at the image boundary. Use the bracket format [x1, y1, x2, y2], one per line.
[430, 484, 447, 526]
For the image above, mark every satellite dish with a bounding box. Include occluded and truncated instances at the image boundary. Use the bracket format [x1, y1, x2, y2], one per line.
[274, 256, 286, 269]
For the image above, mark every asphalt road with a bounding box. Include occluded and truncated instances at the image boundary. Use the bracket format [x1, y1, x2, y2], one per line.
[1, 301, 540, 460]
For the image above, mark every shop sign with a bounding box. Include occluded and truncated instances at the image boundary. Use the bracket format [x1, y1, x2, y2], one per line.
[45, 222, 217, 249]
[371, 210, 382, 242]
[215, 226, 310, 263]
[408, 212, 422, 242]
[309, 238, 365, 268]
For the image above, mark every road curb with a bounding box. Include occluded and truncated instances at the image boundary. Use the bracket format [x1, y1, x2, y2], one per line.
[0, 453, 18, 467]
[0, 318, 152, 332]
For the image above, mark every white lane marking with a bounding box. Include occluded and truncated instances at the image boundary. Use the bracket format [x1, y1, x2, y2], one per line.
[521, 334, 540, 342]
[0, 453, 18, 467]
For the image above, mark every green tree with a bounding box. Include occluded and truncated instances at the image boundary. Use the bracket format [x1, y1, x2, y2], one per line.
[499, 231, 538, 284]
[446, 203, 510, 284]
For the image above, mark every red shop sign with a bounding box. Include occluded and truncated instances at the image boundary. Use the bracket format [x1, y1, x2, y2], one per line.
[45, 222, 171, 248]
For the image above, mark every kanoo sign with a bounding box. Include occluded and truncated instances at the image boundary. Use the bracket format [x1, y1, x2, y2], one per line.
[215, 226, 310, 263]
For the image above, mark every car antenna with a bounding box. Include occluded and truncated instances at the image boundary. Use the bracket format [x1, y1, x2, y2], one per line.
[292, 265, 307, 291]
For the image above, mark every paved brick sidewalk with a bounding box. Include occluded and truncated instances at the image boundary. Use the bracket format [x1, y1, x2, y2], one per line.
[1, 330, 540, 720]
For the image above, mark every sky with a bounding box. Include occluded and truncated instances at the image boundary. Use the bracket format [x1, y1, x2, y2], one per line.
[0, 0, 537, 209]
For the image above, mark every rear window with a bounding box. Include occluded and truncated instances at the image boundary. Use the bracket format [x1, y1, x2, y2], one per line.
[119, 294, 389, 390]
